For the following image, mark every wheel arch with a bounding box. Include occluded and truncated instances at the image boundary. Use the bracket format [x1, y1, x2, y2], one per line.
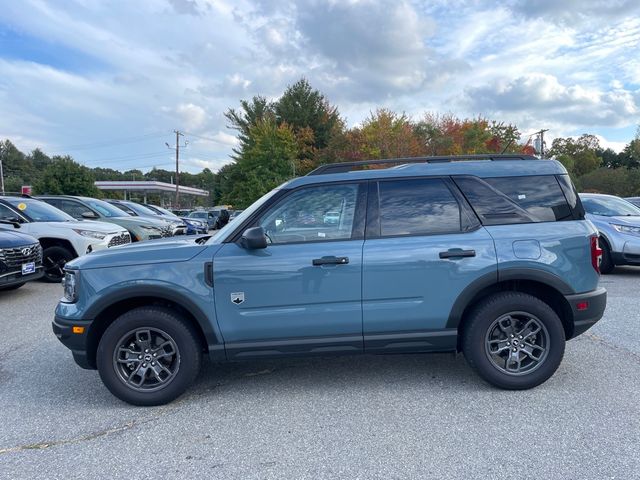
[38, 237, 79, 257]
[448, 271, 575, 350]
[83, 286, 223, 369]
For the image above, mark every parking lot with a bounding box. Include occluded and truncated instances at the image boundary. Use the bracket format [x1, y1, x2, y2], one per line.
[0, 270, 639, 479]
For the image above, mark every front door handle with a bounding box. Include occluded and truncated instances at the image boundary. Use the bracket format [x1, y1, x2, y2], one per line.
[439, 249, 476, 259]
[312, 256, 349, 266]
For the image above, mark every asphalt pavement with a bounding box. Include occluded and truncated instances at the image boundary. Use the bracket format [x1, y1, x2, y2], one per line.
[1, 269, 639, 479]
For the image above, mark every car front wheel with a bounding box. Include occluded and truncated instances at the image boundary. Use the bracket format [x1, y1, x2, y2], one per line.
[97, 306, 202, 406]
[462, 292, 565, 390]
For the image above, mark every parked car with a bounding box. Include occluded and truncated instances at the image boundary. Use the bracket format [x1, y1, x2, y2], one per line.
[0, 196, 130, 282]
[229, 210, 244, 221]
[142, 204, 208, 235]
[580, 193, 640, 273]
[38, 196, 168, 242]
[106, 200, 186, 236]
[188, 208, 228, 230]
[625, 197, 640, 208]
[0, 222, 43, 290]
[53, 154, 606, 406]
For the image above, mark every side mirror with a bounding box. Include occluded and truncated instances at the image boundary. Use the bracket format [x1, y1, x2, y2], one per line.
[0, 218, 21, 229]
[240, 226, 268, 250]
[81, 211, 99, 219]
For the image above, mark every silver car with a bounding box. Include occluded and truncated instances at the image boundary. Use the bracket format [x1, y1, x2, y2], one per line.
[580, 193, 640, 273]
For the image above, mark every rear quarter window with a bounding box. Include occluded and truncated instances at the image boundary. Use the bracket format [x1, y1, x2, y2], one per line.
[454, 175, 577, 225]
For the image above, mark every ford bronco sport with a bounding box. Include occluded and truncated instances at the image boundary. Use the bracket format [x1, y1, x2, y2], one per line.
[53, 155, 606, 405]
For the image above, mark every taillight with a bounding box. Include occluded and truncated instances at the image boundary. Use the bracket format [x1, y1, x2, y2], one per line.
[590, 235, 602, 274]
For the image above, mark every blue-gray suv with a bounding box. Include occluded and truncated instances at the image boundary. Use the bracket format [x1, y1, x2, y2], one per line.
[53, 155, 607, 405]
[580, 193, 640, 273]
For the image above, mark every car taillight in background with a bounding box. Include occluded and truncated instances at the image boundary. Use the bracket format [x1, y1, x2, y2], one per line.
[591, 235, 603, 274]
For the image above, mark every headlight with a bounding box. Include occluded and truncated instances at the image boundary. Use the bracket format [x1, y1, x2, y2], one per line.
[73, 229, 107, 240]
[611, 224, 640, 236]
[62, 271, 78, 303]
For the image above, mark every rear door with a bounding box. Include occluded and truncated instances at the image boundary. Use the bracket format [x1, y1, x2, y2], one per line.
[213, 182, 367, 359]
[362, 177, 497, 353]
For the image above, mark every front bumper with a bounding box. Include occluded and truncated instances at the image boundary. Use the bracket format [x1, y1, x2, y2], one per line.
[52, 315, 94, 369]
[565, 287, 607, 338]
[0, 267, 44, 287]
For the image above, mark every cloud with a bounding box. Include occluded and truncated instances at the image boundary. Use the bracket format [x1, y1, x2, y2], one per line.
[175, 103, 208, 130]
[464, 73, 639, 127]
[167, 0, 203, 16]
[510, 0, 640, 22]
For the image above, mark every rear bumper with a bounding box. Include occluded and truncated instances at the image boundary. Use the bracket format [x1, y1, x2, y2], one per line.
[565, 287, 607, 338]
[52, 315, 94, 369]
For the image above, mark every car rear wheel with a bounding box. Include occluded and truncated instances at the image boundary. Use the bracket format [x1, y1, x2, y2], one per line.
[42, 246, 74, 283]
[462, 292, 565, 390]
[97, 306, 201, 406]
[599, 240, 615, 274]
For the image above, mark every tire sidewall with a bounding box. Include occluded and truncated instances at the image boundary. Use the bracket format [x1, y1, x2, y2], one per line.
[599, 240, 614, 274]
[463, 293, 565, 390]
[97, 308, 201, 406]
[42, 246, 74, 283]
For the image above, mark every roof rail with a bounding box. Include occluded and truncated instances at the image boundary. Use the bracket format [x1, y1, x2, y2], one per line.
[307, 154, 539, 176]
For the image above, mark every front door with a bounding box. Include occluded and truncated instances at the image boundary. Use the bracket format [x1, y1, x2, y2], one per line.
[213, 182, 366, 359]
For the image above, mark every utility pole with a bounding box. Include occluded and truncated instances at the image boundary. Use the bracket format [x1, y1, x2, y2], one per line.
[536, 129, 549, 158]
[0, 157, 4, 195]
[165, 131, 186, 208]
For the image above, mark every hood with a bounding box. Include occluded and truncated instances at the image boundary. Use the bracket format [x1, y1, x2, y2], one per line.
[67, 235, 218, 270]
[38, 220, 127, 234]
[587, 213, 640, 227]
[108, 216, 168, 229]
[0, 229, 40, 247]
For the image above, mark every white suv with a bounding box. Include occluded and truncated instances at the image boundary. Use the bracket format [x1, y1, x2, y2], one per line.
[0, 196, 131, 282]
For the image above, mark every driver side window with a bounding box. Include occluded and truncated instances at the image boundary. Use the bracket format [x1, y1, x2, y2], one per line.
[259, 184, 359, 244]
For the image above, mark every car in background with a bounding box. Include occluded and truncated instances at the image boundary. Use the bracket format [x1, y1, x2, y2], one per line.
[38, 196, 168, 242]
[0, 222, 43, 290]
[106, 200, 186, 236]
[625, 197, 640, 208]
[229, 210, 243, 221]
[172, 209, 192, 217]
[142, 204, 208, 235]
[188, 208, 229, 230]
[580, 193, 640, 273]
[0, 196, 130, 282]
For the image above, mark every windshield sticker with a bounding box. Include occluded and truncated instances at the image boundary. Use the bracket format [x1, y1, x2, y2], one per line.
[17, 202, 27, 211]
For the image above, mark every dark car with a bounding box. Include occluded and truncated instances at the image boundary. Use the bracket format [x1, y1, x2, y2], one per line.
[188, 208, 229, 230]
[0, 221, 44, 290]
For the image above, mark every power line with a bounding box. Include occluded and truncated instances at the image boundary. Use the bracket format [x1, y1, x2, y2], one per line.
[48, 131, 171, 153]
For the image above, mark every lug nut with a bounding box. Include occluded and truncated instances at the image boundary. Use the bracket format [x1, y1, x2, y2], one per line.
[142, 363, 147, 367]
[138, 355, 142, 360]
[153, 353, 157, 357]
[145, 349, 149, 353]
[513, 348, 517, 352]
[151, 362, 156, 366]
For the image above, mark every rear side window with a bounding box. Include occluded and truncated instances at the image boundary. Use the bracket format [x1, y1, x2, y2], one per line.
[454, 175, 574, 225]
[378, 178, 463, 236]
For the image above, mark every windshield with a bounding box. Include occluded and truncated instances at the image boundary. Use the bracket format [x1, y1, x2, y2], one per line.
[149, 205, 178, 217]
[5, 198, 75, 222]
[189, 211, 207, 218]
[121, 202, 159, 216]
[581, 196, 640, 217]
[85, 198, 130, 218]
[208, 188, 281, 244]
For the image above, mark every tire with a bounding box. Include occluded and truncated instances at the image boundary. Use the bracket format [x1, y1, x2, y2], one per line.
[0, 282, 26, 291]
[599, 240, 615, 274]
[462, 292, 565, 390]
[42, 246, 75, 283]
[97, 306, 201, 406]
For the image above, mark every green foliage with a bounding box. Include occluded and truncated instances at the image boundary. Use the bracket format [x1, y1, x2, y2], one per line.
[549, 134, 602, 176]
[580, 167, 640, 196]
[221, 119, 298, 208]
[34, 156, 101, 196]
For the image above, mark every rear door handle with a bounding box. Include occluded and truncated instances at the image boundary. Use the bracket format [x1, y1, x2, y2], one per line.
[312, 256, 349, 266]
[439, 249, 476, 259]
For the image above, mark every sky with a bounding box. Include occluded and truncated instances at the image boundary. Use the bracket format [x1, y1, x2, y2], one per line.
[0, 0, 639, 174]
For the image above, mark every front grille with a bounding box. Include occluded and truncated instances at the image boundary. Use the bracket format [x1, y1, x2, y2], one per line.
[108, 232, 131, 247]
[0, 243, 42, 271]
[160, 226, 173, 237]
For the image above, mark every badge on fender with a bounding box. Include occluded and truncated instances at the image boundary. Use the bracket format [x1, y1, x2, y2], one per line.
[231, 292, 245, 305]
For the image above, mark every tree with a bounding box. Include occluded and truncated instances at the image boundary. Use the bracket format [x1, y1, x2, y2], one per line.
[222, 119, 298, 208]
[35, 156, 100, 196]
[549, 134, 602, 176]
[224, 96, 274, 158]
